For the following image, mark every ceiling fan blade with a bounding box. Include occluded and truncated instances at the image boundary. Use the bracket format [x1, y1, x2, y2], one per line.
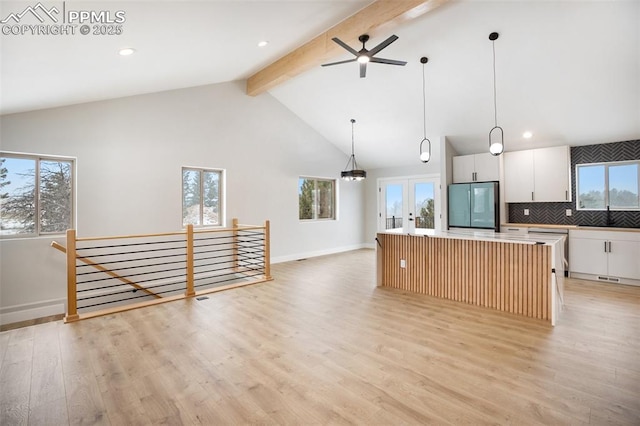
[370, 57, 407, 66]
[331, 37, 358, 56]
[321, 58, 357, 67]
[367, 35, 399, 57]
[360, 62, 367, 78]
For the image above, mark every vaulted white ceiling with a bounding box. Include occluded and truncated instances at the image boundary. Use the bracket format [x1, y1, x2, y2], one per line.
[2, 1, 639, 168]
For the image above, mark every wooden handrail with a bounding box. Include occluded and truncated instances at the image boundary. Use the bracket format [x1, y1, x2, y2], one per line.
[51, 241, 162, 299]
[76, 224, 267, 242]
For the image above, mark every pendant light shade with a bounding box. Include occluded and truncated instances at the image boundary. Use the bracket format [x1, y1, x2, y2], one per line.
[341, 119, 367, 181]
[488, 32, 504, 156]
[418, 56, 431, 163]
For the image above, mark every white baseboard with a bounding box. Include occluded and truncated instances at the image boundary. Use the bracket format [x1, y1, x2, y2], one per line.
[271, 244, 371, 264]
[569, 272, 640, 287]
[0, 298, 66, 325]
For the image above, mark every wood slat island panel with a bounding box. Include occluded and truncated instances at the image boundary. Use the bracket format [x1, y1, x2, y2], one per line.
[376, 233, 552, 321]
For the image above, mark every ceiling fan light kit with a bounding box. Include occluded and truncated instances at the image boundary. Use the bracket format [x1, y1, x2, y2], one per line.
[322, 34, 407, 78]
[341, 118, 367, 181]
[419, 56, 431, 163]
[488, 31, 505, 156]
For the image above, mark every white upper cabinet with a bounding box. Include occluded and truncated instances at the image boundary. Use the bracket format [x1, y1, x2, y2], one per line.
[504, 150, 535, 202]
[504, 146, 571, 202]
[452, 153, 500, 183]
[534, 146, 571, 202]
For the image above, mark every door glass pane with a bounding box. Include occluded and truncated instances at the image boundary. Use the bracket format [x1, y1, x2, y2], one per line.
[203, 171, 220, 225]
[414, 182, 435, 230]
[0, 157, 37, 235]
[577, 165, 605, 209]
[385, 184, 403, 231]
[39, 160, 72, 233]
[609, 163, 639, 209]
[182, 169, 201, 225]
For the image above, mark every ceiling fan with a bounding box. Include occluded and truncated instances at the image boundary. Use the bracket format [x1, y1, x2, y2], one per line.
[321, 34, 407, 78]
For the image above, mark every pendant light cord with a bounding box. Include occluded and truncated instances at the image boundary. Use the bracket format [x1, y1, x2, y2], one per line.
[344, 119, 357, 170]
[492, 40, 498, 127]
[422, 63, 427, 139]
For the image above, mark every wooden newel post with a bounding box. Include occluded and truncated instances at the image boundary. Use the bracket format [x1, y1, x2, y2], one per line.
[232, 218, 239, 272]
[65, 229, 79, 322]
[264, 220, 272, 280]
[185, 224, 195, 297]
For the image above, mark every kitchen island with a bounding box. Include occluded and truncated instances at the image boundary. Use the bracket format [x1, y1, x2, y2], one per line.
[376, 230, 565, 325]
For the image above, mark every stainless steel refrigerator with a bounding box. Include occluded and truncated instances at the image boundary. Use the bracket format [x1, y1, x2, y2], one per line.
[448, 182, 499, 231]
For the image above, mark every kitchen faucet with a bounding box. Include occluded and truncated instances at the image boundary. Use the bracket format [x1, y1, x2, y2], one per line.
[606, 206, 615, 226]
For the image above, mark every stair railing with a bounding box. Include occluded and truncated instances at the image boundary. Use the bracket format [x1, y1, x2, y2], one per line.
[51, 218, 271, 322]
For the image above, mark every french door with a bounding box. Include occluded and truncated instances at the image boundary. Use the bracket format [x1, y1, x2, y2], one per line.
[378, 176, 441, 234]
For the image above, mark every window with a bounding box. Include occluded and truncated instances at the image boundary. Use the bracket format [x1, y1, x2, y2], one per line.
[577, 160, 639, 210]
[298, 177, 336, 220]
[182, 167, 224, 227]
[1, 153, 74, 236]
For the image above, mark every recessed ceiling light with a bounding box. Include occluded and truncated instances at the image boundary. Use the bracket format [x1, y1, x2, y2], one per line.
[523, 131, 533, 139]
[257, 41, 268, 47]
[118, 47, 136, 56]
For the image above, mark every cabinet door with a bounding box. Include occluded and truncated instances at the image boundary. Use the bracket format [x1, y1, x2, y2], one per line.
[504, 150, 534, 202]
[534, 146, 570, 202]
[474, 153, 500, 182]
[608, 240, 640, 280]
[569, 237, 608, 276]
[452, 155, 476, 183]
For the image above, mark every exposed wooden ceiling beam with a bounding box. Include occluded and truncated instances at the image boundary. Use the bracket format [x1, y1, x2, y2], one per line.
[246, 0, 449, 96]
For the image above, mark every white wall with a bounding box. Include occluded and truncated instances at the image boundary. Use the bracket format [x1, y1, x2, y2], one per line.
[363, 137, 443, 243]
[0, 81, 366, 324]
[440, 136, 458, 230]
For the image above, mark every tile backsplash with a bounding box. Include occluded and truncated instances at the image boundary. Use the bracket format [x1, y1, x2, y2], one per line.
[508, 139, 640, 228]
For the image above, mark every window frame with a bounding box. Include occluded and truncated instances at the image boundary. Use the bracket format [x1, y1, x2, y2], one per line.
[181, 166, 225, 228]
[576, 159, 640, 211]
[0, 151, 76, 238]
[298, 176, 337, 221]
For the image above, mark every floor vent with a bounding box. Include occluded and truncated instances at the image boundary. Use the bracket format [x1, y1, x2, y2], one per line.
[196, 296, 209, 301]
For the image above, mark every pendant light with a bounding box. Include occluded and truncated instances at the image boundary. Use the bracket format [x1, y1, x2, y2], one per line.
[488, 32, 504, 156]
[341, 119, 367, 181]
[418, 56, 431, 163]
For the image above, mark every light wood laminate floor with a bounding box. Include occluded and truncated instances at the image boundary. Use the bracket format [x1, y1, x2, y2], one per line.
[1, 249, 639, 425]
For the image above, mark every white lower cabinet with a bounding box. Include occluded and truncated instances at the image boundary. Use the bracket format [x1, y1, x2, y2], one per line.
[607, 240, 640, 280]
[569, 229, 640, 285]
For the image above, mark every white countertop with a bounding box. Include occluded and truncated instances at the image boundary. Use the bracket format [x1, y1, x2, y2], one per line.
[503, 223, 640, 233]
[379, 229, 565, 246]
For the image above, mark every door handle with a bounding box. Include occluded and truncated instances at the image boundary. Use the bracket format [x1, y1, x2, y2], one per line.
[565, 190, 568, 200]
[531, 192, 534, 201]
[604, 241, 607, 253]
[608, 241, 612, 252]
